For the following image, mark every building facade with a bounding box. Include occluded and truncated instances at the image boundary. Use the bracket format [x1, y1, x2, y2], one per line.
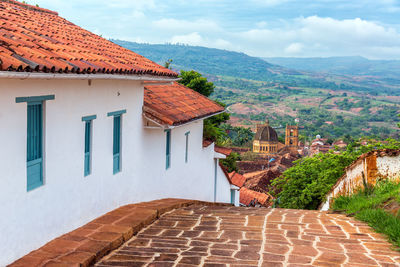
[253, 118, 301, 155]
[285, 125, 299, 151]
[0, 1, 235, 265]
[252, 119, 279, 155]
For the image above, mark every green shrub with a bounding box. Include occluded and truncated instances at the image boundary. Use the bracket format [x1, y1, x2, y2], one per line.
[272, 139, 400, 210]
[272, 152, 355, 210]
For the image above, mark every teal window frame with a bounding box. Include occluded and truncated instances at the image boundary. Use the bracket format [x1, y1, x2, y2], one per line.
[26, 102, 43, 191]
[82, 115, 96, 177]
[108, 110, 126, 174]
[165, 129, 171, 169]
[16, 94, 55, 192]
[185, 131, 190, 163]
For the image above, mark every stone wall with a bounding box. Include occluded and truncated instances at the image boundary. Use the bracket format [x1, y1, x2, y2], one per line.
[320, 149, 400, 211]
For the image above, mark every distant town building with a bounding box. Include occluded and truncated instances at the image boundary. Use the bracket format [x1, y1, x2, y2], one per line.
[333, 140, 348, 149]
[309, 135, 333, 155]
[252, 117, 299, 155]
[253, 118, 279, 155]
[285, 124, 299, 152]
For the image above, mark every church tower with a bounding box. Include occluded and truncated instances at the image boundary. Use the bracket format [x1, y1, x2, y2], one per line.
[285, 125, 299, 149]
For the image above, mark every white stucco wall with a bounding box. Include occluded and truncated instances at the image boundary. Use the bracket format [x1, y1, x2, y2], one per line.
[377, 155, 400, 180]
[0, 78, 231, 265]
[215, 160, 233, 204]
[320, 153, 400, 211]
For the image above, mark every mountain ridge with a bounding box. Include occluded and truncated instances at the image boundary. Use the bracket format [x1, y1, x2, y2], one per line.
[264, 56, 400, 78]
[113, 40, 399, 94]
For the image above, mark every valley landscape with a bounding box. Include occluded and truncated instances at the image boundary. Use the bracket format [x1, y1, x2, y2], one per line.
[114, 40, 400, 141]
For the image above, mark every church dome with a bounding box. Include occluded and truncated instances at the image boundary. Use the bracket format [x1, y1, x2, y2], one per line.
[254, 118, 278, 142]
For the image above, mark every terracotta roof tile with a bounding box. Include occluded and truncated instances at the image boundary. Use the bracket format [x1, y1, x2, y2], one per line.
[239, 187, 273, 206]
[203, 140, 213, 148]
[214, 145, 232, 156]
[228, 172, 246, 187]
[218, 163, 233, 185]
[144, 82, 224, 126]
[0, 0, 177, 77]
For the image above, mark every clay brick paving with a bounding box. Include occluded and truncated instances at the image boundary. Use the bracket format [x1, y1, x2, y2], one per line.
[97, 205, 400, 267]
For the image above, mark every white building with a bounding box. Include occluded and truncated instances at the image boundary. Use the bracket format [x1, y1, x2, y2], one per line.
[0, 1, 237, 265]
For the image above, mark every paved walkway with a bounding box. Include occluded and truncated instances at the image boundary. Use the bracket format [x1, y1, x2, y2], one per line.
[97, 205, 400, 267]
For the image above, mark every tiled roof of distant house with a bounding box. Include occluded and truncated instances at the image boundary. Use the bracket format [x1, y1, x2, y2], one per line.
[144, 82, 224, 126]
[228, 171, 246, 187]
[203, 140, 213, 148]
[0, 0, 176, 77]
[214, 146, 232, 156]
[239, 187, 273, 207]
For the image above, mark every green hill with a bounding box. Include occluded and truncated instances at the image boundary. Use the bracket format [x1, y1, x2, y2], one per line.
[265, 56, 400, 78]
[112, 40, 400, 139]
[113, 40, 399, 95]
[113, 40, 279, 81]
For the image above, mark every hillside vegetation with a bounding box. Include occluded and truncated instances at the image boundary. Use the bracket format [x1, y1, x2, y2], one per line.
[265, 56, 400, 78]
[113, 40, 277, 81]
[272, 139, 400, 210]
[113, 40, 400, 140]
[333, 180, 400, 249]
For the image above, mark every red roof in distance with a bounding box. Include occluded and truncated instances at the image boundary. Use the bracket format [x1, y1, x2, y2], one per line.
[214, 146, 232, 156]
[239, 187, 273, 206]
[0, 0, 177, 77]
[229, 172, 246, 187]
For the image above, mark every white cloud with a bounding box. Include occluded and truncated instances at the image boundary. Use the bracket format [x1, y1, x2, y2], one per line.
[285, 43, 303, 54]
[256, 21, 268, 28]
[171, 32, 204, 45]
[235, 16, 400, 58]
[251, 0, 290, 7]
[131, 10, 145, 19]
[152, 18, 221, 33]
[31, 0, 400, 59]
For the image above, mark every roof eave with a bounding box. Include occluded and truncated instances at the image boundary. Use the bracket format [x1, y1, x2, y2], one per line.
[0, 71, 179, 82]
[143, 109, 226, 130]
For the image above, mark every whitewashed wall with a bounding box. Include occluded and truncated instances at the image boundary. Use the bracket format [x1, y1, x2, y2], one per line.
[377, 155, 400, 180]
[320, 153, 400, 211]
[215, 160, 233, 204]
[0, 78, 231, 265]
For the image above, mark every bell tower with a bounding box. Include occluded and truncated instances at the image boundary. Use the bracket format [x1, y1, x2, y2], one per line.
[285, 125, 299, 149]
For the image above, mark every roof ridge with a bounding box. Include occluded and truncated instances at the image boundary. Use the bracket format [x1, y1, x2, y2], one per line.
[1, 0, 58, 16]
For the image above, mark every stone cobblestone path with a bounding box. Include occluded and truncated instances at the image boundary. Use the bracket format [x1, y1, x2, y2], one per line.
[96, 205, 400, 267]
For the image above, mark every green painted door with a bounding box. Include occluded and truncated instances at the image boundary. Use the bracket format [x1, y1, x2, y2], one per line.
[27, 102, 43, 191]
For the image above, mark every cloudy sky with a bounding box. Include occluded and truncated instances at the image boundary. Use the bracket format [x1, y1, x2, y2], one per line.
[31, 0, 400, 59]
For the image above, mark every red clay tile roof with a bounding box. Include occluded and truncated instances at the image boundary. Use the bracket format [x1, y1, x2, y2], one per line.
[228, 172, 246, 187]
[239, 187, 273, 206]
[143, 82, 224, 126]
[0, 0, 176, 77]
[214, 146, 232, 156]
[203, 140, 213, 148]
[218, 163, 234, 185]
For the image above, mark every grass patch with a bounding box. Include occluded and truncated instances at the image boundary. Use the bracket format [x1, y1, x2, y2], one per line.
[333, 180, 400, 249]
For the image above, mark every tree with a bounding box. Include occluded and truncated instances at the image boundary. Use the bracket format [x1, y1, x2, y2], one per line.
[179, 70, 215, 97]
[271, 138, 400, 210]
[178, 70, 229, 143]
[220, 152, 240, 172]
[164, 59, 173, 69]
